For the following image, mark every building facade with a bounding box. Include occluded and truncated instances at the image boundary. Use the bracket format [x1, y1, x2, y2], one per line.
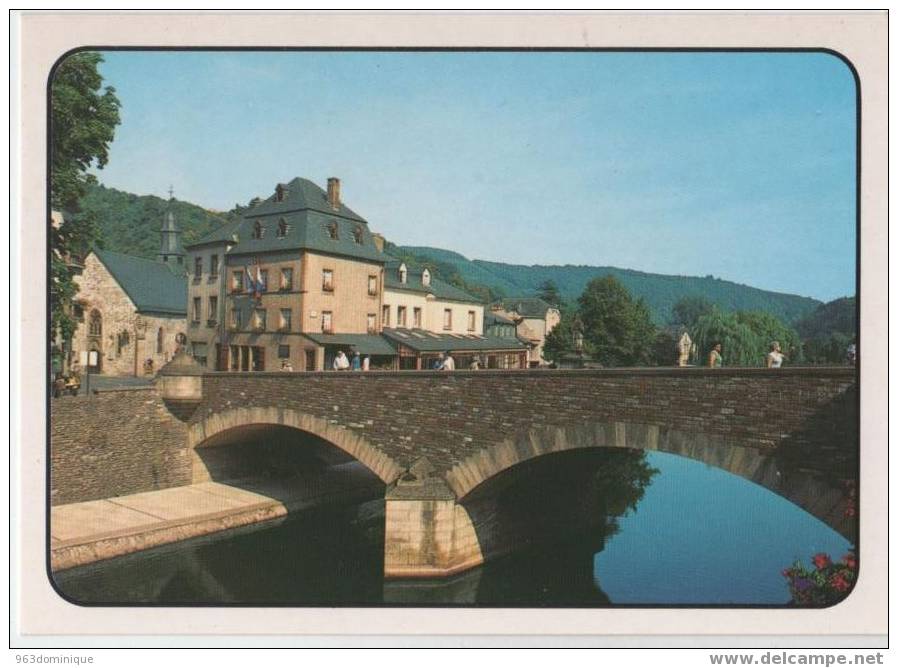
[491, 297, 562, 367]
[69, 229, 187, 377]
[186, 177, 390, 371]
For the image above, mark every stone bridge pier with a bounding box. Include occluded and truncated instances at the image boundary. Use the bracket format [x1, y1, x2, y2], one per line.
[156, 361, 858, 579]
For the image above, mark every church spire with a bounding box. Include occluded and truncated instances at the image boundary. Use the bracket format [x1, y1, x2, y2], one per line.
[158, 186, 185, 267]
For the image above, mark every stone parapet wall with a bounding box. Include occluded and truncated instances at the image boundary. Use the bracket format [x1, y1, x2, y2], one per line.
[50, 388, 191, 505]
[194, 367, 858, 479]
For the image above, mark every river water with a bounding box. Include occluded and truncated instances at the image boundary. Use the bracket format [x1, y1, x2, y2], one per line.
[53, 450, 852, 606]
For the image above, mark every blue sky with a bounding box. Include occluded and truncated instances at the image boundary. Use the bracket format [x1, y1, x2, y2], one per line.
[90, 50, 857, 301]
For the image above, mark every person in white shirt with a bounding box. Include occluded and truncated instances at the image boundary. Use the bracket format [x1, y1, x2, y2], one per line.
[766, 341, 786, 368]
[333, 350, 350, 371]
[362, 355, 371, 371]
[441, 352, 455, 371]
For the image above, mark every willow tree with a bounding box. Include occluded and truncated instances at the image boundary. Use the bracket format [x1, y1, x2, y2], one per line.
[50, 51, 121, 346]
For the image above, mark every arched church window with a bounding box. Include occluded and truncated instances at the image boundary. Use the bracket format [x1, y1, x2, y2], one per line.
[156, 327, 164, 354]
[89, 310, 102, 337]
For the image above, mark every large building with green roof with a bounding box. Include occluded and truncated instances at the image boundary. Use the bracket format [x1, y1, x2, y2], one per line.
[184, 176, 526, 372]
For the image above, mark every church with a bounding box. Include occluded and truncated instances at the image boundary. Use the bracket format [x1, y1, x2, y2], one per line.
[68, 197, 188, 376]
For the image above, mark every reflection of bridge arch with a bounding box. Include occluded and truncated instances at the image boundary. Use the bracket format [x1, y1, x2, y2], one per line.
[447, 420, 852, 539]
[188, 406, 404, 484]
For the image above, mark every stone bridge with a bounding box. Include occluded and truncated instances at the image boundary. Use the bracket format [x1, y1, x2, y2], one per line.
[159, 364, 857, 578]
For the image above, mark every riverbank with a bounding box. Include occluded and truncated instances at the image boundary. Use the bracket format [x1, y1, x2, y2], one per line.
[50, 462, 384, 571]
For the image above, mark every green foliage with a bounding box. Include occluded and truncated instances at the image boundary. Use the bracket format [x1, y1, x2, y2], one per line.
[543, 310, 578, 362]
[649, 329, 680, 367]
[735, 310, 803, 363]
[397, 246, 821, 325]
[692, 310, 762, 367]
[670, 295, 715, 328]
[592, 450, 660, 521]
[79, 183, 231, 259]
[536, 279, 563, 308]
[796, 297, 857, 364]
[50, 51, 121, 344]
[691, 309, 801, 367]
[577, 275, 657, 366]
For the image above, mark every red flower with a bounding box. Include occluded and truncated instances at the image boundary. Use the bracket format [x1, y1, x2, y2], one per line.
[842, 554, 857, 570]
[844, 506, 856, 518]
[830, 573, 850, 592]
[812, 553, 832, 570]
[782, 568, 793, 578]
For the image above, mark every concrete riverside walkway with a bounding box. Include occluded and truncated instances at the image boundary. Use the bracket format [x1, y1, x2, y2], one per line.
[50, 462, 383, 571]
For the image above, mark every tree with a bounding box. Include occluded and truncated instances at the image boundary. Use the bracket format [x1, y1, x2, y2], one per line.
[735, 310, 803, 363]
[691, 310, 763, 367]
[536, 279, 562, 307]
[50, 51, 121, 344]
[670, 295, 715, 329]
[577, 275, 656, 366]
[543, 310, 579, 362]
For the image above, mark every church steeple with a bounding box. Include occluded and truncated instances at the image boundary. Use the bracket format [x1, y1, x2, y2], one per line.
[158, 186, 185, 267]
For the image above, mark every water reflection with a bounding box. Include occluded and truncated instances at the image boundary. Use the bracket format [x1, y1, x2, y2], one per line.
[53, 448, 852, 606]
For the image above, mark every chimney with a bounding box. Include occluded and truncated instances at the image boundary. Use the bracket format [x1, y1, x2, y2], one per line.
[371, 232, 385, 253]
[327, 177, 341, 209]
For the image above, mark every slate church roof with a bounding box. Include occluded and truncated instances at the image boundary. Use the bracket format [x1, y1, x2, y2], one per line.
[93, 249, 187, 316]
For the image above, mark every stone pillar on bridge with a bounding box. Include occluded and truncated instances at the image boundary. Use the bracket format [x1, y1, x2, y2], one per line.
[383, 457, 484, 578]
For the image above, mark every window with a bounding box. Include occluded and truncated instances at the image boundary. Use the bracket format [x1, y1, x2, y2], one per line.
[422, 268, 431, 287]
[192, 342, 208, 367]
[156, 326, 164, 354]
[278, 344, 290, 359]
[210, 254, 219, 278]
[280, 267, 293, 290]
[353, 226, 363, 244]
[413, 307, 422, 328]
[382, 305, 390, 327]
[277, 218, 288, 238]
[229, 345, 239, 371]
[280, 308, 292, 331]
[232, 270, 244, 293]
[325, 222, 338, 240]
[368, 274, 378, 296]
[259, 269, 269, 293]
[397, 306, 407, 327]
[192, 297, 202, 322]
[252, 221, 264, 239]
[321, 310, 333, 333]
[194, 256, 203, 279]
[230, 308, 242, 329]
[467, 310, 476, 332]
[399, 263, 407, 284]
[322, 269, 334, 292]
[208, 296, 218, 321]
[253, 309, 267, 331]
[275, 184, 286, 202]
[367, 313, 377, 334]
[443, 308, 452, 331]
[73, 304, 84, 321]
[89, 310, 102, 337]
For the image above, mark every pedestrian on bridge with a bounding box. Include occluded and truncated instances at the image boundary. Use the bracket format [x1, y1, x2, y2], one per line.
[708, 343, 723, 368]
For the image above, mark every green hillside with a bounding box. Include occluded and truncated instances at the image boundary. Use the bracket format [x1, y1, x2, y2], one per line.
[79, 183, 233, 259]
[77, 184, 824, 326]
[398, 246, 822, 325]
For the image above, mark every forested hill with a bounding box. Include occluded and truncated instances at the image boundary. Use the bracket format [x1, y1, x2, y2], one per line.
[79, 183, 232, 259]
[78, 183, 823, 326]
[397, 246, 822, 325]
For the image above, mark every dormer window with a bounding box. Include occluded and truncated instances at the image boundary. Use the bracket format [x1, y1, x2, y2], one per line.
[251, 221, 264, 240]
[277, 218, 288, 238]
[325, 221, 339, 240]
[399, 263, 407, 284]
[275, 184, 287, 202]
[353, 226, 363, 244]
[422, 268, 431, 287]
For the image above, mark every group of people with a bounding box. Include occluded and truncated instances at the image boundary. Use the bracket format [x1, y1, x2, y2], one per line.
[705, 341, 788, 368]
[52, 362, 82, 398]
[331, 349, 371, 371]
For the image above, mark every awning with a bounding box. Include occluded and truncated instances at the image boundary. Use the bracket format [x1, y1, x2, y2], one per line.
[381, 328, 529, 353]
[301, 333, 398, 356]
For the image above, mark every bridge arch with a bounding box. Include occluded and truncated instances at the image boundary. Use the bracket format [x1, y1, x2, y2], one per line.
[445, 420, 852, 539]
[188, 406, 405, 484]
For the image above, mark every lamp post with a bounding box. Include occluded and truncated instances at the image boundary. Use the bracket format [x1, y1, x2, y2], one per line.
[572, 320, 585, 367]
